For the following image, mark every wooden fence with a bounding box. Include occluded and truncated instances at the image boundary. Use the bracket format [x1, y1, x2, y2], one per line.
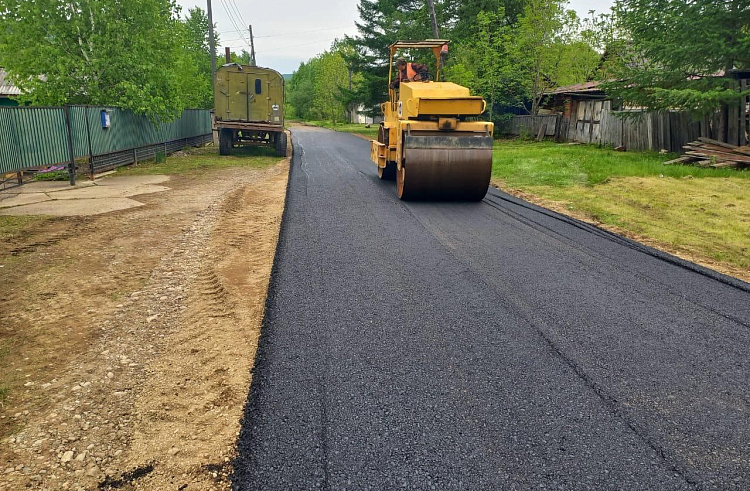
[502, 114, 559, 139]
[503, 99, 750, 153]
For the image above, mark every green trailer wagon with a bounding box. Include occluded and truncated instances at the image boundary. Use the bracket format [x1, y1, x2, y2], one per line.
[214, 64, 287, 157]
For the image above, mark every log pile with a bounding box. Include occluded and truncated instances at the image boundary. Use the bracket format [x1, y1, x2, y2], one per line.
[663, 137, 750, 169]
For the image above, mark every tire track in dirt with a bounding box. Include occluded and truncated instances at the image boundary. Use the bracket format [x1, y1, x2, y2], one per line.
[116, 158, 290, 490]
[0, 150, 290, 491]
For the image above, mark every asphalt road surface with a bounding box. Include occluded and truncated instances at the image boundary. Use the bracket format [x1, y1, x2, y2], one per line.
[233, 127, 750, 490]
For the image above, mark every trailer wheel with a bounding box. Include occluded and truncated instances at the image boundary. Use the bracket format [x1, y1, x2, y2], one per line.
[219, 129, 232, 155]
[275, 131, 288, 157]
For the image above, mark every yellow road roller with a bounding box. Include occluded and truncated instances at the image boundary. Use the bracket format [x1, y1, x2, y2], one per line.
[370, 40, 494, 201]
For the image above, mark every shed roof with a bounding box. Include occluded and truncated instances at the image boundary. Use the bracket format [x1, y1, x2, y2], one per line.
[0, 68, 21, 96]
[546, 80, 605, 95]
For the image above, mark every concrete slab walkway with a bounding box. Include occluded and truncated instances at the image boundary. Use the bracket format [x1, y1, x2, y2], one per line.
[0, 175, 170, 216]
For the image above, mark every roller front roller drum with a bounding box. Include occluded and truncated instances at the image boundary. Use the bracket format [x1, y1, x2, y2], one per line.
[397, 133, 493, 201]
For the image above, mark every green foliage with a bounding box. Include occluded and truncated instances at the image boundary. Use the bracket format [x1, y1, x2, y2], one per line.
[230, 50, 254, 65]
[511, 0, 600, 114]
[345, 0, 445, 118]
[0, 0, 217, 120]
[287, 46, 354, 123]
[604, 0, 750, 115]
[179, 7, 217, 109]
[116, 146, 280, 176]
[444, 9, 527, 122]
[33, 171, 69, 181]
[344, 0, 600, 118]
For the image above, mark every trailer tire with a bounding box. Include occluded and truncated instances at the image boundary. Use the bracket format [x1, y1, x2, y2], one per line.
[219, 129, 232, 156]
[275, 131, 288, 157]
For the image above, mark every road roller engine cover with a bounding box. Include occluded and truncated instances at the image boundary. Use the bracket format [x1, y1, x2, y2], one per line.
[371, 40, 494, 201]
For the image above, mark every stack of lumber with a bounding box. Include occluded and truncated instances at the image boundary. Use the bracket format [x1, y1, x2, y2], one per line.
[663, 137, 750, 169]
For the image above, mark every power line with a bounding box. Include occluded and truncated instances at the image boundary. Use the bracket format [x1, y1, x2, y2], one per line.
[256, 24, 356, 39]
[217, 24, 356, 39]
[229, 0, 249, 29]
[256, 37, 341, 54]
[218, 0, 252, 49]
[221, 25, 357, 45]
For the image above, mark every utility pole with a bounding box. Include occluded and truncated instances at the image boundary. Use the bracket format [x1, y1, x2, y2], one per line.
[426, 0, 440, 39]
[207, 0, 216, 76]
[249, 25, 257, 66]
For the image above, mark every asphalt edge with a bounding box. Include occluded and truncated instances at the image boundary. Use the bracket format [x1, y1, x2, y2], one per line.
[230, 129, 298, 490]
[486, 186, 750, 294]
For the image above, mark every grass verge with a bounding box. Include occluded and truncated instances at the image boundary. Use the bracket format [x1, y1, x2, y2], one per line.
[0, 215, 48, 241]
[301, 120, 378, 139]
[492, 139, 750, 278]
[115, 145, 282, 177]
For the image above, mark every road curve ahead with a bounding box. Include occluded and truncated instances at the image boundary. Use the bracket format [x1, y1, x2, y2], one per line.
[233, 126, 750, 491]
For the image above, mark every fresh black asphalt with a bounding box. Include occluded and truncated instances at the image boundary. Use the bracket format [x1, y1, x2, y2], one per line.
[233, 126, 750, 490]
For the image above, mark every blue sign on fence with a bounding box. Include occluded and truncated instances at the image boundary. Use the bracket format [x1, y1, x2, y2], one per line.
[100, 110, 110, 129]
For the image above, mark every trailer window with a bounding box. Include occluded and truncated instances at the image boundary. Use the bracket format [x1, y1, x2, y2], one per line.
[255, 79, 262, 95]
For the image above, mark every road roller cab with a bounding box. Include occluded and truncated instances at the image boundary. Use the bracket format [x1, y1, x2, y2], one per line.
[371, 40, 494, 200]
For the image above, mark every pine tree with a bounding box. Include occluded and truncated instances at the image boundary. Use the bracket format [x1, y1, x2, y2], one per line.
[605, 0, 750, 118]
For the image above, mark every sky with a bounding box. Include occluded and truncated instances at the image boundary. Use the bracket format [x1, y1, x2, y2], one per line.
[176, 0, 615, 74]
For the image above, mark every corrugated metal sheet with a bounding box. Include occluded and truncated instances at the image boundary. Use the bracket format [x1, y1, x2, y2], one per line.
[0, 106, 71, 174]
[0, 105, 212, 174]
[0, 68, 22, 97]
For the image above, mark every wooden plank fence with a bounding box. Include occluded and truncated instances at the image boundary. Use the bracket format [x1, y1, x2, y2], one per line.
[503, 99, 749, 153]
[503, 114, 559, 138]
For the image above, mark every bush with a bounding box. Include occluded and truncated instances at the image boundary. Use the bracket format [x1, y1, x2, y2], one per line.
[33, 170, 69, 181]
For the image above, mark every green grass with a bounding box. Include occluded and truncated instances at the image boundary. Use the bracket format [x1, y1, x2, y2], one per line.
[303, 120, 379, 139]
[492, 139, 749, 188]
[492, 139, 750, 275]
[33, 170, 70, 181]
[0, 215, 48, 241]
[115, 145, 282, 177]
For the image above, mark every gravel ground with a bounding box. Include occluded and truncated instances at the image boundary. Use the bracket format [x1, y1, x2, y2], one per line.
[1, 152, 289, 491]
[233, 127, 750, 491]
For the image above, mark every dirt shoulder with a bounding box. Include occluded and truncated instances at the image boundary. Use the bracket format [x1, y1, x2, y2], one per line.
[0, 145, 290, 490]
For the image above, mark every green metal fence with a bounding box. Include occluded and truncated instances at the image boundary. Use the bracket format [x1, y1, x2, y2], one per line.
[0, 105, 212, 175]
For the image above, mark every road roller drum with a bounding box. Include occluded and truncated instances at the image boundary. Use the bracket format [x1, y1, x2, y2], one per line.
[398, 133, 493, 201]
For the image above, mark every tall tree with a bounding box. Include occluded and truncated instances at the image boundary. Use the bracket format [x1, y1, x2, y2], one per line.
[230, 50, 253, 65]
[444, 9, 527, 121]
[605, 0, 750, 119]
[511, 0, 599, 114]
[447, 0, 526, 40]
[287, 44, 355, 122]
[179, 6, 219, 109]
[347, 0, 440, 117]
[0, 0, 198, 119]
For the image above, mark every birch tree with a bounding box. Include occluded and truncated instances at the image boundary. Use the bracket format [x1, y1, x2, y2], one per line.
[0, 0, 204, 119]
